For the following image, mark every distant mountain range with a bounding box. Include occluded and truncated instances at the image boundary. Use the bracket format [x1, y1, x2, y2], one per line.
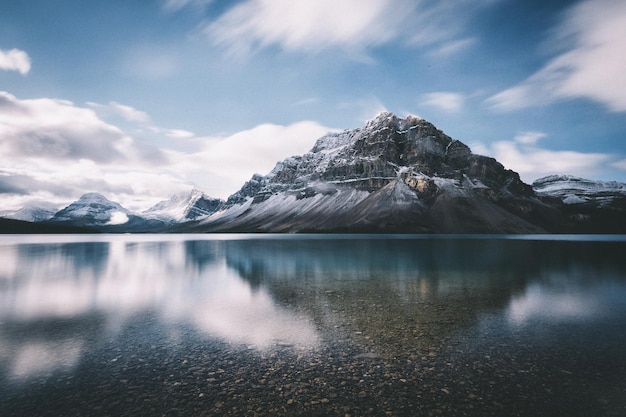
[2, 113, 626, 233]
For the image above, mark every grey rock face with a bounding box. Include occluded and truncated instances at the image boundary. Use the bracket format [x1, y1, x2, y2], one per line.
[190, 113, 564, 233]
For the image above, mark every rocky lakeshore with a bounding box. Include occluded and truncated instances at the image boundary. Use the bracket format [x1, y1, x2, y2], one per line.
[2, 235, 625, 417]
[2, 287, 624, 417]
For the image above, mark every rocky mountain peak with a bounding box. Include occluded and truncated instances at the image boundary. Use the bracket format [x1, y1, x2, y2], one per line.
[143, 188, 223, 222]
[75, 192, 114, 204]
[365, 112, 422, 132]
[224, 113, 534, 206]
[188, 113, 552, 233]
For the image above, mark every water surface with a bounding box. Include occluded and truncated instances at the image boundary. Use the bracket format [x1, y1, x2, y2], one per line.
[1, 234, 625, 416]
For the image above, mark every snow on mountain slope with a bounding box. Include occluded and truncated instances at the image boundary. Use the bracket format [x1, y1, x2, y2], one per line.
[143, 189, 223, 223]
[50, 193, 133, 226]
[7, 202, 58, 222]
[188, 112, 555, 233]
[533, 175, 626, 206]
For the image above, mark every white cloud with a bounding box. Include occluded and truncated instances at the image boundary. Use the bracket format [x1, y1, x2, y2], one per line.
[0, 91, 337, 211]
[162, 0, 212, 12]
[0, 48, 31, 75]
[166, 121, 337, 198]
[420, 92, 465, 113]
[0, 92, 191, 211]
[88, 101, 197, 141]
[205, 0, 491, 56]
[0, 91, 127, 162]
[488, 0, 626, 112]
[428, 37, 477, 58]
[109, 102, 151, 124]
[513, 131, 547, 145]
[474, 132, 612, 182]
[165, 129, 195, 139]
[206, 0, 396, 54]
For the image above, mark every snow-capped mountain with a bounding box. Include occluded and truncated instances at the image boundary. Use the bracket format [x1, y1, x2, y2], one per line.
[49, 192, 137, 228]
[143, 189, 223, 223]
[6, 114, 625, 234]
[531, 175, 626, 233]
[7, 202, 58, 222]
[533, 175, 626, 206]
[41, 189, 222, 232]
[183, 112, 563, 233]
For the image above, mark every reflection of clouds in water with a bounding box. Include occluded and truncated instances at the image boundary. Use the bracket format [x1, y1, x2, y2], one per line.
[10, 340, 83, 380]
[0, 238, 319, 379]
[163, 262, 318, 348]
[507, 285, 591, 324]
[506, 281, 622, 325]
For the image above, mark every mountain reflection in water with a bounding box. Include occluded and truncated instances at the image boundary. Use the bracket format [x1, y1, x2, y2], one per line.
[1, 234, 625, 417]
[0, 237, 322, 381]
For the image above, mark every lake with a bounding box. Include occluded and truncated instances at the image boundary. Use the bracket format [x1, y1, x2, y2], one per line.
[1, 234, 625, 416]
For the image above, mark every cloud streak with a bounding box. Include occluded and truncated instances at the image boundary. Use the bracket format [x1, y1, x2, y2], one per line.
[205, 0, 491, 57]
[0, 48, 31, 75]
[420, 92, 465, 113]
[487, 0, 626, 112]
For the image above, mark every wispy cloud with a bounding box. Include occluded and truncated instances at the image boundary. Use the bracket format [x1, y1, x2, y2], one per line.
[0, 48, 31, 75]
[204, 0, 491, 57]
[205, 0, 397, 55]
[428, 37, 477, 58]
[513, 131, 547, 145]
[165, 129, 195, 139]
[88, 101, 196, 140]
[487, 0, 626, 112]
[420, 92, 465, 113]
[108, 102, 151, 124]
[162, 0, 212, 12]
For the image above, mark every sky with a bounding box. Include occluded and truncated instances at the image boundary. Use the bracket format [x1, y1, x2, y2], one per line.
[1, 0, 625, 212]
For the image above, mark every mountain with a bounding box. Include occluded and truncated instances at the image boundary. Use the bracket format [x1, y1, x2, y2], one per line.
[50, 192, 132, 225]
[7, 114, 624, 234]
[532, 175, 626, 233]
[37, 189, 222, 232]
[181, 112, 567, 233]
[7, 202, 58, 222]
[533, 175, 626, 206]
[47, 192, 164, 232]
[143, 189, 223, 223]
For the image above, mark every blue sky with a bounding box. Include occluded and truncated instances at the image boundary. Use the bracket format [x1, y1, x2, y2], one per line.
[1, 0, 625, 211]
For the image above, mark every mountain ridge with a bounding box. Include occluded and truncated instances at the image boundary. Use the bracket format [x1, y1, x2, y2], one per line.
[177, 113, 579, 233]
[3, 113, 625, 234]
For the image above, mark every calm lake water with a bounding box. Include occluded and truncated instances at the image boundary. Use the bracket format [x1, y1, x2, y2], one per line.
[1, 234, 625, 416]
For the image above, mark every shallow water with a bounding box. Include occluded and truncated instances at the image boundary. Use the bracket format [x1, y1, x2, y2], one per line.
[1, 234, 625, 416]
